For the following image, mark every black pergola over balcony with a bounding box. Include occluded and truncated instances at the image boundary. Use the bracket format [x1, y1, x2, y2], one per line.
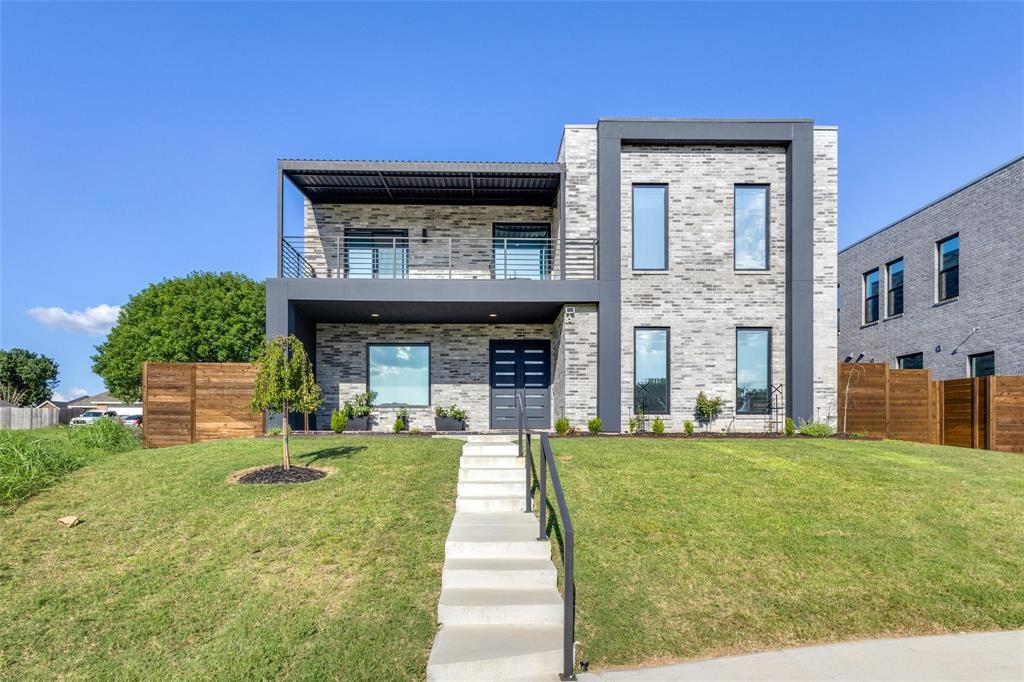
[279, 160, 563, 206]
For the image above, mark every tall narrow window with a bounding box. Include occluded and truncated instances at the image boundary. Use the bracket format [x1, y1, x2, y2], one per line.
[632, 185, 667, 270]
[887, 258, 904, 317]
[969, 351, 994, 377]
[937, 234, 959, 301]
[734, 185, 769, 270]
[863, 269, 880, 323]
[736, 328, 771, 414]
[634, 328, 669, 414]
[897, 352, 923, 369]
[368, 344, 430, 406]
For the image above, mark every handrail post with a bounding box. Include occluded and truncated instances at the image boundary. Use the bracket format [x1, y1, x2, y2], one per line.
[503, 237, 509, 279]
[563, 526, 575, 680]
[448, 237, 452, 279]
[336, 236, 341, 278]
[538, 443, 547, 541]
[525, 434, 532, 513]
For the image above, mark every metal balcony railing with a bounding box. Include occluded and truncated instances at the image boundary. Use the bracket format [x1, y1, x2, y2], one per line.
[281, 235, 598, 280]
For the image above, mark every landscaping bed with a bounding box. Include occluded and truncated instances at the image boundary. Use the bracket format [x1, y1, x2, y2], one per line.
[0, 435, 462, 679]
[546, 437, 1024, 671]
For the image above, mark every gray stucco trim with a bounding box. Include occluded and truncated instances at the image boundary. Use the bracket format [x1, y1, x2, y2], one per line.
[596, 119, 817, 428]
[267, 277, 600, 305]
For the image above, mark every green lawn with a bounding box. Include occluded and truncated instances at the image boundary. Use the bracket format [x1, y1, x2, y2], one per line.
[547, 437, 1024, 670]
[0, 435, 461, 681]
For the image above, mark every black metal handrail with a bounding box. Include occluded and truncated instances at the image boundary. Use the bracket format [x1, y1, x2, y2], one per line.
[517, 391, 576, 681]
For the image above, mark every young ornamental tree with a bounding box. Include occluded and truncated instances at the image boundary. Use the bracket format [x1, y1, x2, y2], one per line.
[249, 335, 317, 470]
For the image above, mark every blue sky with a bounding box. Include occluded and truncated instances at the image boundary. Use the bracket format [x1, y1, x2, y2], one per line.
[2, 2, 1022, 400]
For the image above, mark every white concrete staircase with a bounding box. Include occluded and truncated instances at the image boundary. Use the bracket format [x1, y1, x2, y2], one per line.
[427, 437, 563, 681]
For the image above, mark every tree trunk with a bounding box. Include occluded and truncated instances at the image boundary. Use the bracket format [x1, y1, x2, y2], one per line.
[304, 412, 309, 433]
[282, 400, 291, 470]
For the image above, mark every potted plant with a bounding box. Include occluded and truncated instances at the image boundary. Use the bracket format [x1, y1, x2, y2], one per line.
[343, 391, 375, 431]
[393, 407, 409, 432]
[434, 404, 468, 431]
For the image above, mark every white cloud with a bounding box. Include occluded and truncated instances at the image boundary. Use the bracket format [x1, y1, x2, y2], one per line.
[52, 387, 89, 402]
[27, 304, 120, 336]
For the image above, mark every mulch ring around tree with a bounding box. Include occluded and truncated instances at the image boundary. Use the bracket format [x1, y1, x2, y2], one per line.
[228, 464, 332, 485]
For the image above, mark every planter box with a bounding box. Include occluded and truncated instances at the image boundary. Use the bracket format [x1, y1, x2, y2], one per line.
[434, 417, 465, 431]
[345, 416, 371, 431]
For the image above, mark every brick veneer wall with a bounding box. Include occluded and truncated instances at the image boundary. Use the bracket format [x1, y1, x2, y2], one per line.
[813, 128, 840, 423]
[552, 304, 598, 428]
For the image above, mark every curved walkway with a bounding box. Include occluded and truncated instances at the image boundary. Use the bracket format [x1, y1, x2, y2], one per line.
[579, 630, 1023, 681]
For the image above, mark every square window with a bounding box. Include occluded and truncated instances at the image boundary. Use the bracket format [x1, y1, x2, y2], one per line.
[897, 352, 923, 370]
[368, 344, 430, 406]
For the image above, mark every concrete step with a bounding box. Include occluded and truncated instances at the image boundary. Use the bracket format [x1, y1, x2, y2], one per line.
[442, 558, 557, 590]
[438, 587, 564, 626]
[463, 443, 519, 457]
[457, 480, 525, 497]
[460, 467, 524, 482]
[450, 512, 537, 528]
[426, 624, 562, 681]
[464, 434, 518, 443]
[456, 495, 524, 513]
[446, 523, 550, 560]
[460, 455, 524, 468]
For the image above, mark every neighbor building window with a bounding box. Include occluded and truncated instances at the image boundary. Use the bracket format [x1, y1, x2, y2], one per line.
[863, 269, 880, 324]
[736, 328, 771, 415]
[897, 352, 924, 370]
[969, 351, 994, 377]
[937, 234, 959, 301]
[634, 328, 669, 414]
[887, 258, 904, 316]
[632, 185, 667, 270]
[367, 344, 430, 405]
[734, 185, 769, 270]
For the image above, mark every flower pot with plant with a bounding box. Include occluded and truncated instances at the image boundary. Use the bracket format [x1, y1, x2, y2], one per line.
[434, 404, 468, 431]
[343, 391, 375, 431]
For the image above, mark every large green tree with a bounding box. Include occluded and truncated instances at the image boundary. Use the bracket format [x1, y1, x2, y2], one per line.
[0, 348, 59, 406]
[92, 272, 265, 403]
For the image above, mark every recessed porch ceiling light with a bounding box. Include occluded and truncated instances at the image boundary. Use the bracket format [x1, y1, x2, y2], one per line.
[371, 313, 380, 318]
[488, 313, 497, 318]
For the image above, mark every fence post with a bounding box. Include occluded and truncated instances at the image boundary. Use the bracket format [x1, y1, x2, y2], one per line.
[883, 364, 891, 440]
[190, 364, 198, 445]
[142, 362, 149, 447]
[986, 376, 996, 451]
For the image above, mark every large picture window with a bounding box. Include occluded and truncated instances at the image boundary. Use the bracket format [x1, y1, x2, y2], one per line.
[734, 185, 769, 270]
[633, 328, 669, 414]
[736, 328, 771, 415]
[863, 269, 880, 324]
[632, 185, 667, 270]
[937, 234, 959, 301]
[367, 344, 430, 406]
[887, 258, 904, 317]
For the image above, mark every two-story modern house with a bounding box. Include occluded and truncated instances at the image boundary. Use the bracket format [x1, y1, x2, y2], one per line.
[267, 118, 839, 432]
[838, 155, 1023, 380]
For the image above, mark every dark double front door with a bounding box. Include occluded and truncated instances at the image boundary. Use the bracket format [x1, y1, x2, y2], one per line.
[489, 340, 551, 430]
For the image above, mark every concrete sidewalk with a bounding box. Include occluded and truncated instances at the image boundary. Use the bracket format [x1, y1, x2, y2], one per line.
[579, 630, 1023, 681]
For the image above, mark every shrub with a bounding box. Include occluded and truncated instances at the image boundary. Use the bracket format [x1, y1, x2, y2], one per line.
[694, 391, 726, 430]
[849, 431, 867, 439]
[410, 426, 422, 434]
[799, 421, 835, 438]
[330, 409, 347, 433]
[652, 417, 665, 435]
[392, 417, 404, 433]
[784, 417, 796, 436]
[65, 418, 139, 453]
[587, 417, 602, 434]
[555, 416, 570, 435]
[435, 405, 468, 423]
[266, 426, 281, 436]
[684, 420, 694, 435]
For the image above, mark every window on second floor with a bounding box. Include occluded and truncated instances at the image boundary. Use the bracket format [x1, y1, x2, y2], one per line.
[897, 352, 923, 369]
[970, 351, 995, 377]
[887, 258, 904, 317]
[937, 234, 960, 301]
[632, 185, 667, 270]
[734, 185, 769, 270]
[863, 269, 880, 324]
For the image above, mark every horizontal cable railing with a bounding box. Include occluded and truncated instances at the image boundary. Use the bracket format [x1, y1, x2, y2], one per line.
[518, 391, 576, 680]
[281, 235, 597, 280]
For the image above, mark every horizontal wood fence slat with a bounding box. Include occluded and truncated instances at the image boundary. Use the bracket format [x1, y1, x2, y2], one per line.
[838, 363, 1024, 454]
[142, 362, 263, 448]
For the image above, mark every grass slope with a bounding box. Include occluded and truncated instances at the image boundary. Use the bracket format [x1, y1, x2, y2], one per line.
[0, 435, 461, 681]
[548, 437, 1024, 670]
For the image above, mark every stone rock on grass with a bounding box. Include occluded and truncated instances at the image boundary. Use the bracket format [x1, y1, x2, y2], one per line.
[57, 516, 81, 527]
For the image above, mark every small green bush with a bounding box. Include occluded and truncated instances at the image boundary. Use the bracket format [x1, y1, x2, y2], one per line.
[652, 417, 665, 435]
[587, 417, 602, 434]
[435, 405, 468, 423]
[784, 417, 796, 436]
[555, 416, 570, 435]
[684, 420, 694, 435]
[849, 431, 867, 439]
[799, 421, 835, 438]
[392, 418, 404, 433]
[266, 426, 281, 436]
[330, 409, 347, 433]
[66, 418, 139, 453]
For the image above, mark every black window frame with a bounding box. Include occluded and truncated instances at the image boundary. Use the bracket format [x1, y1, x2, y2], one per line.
[365, 343, 431, 407]
[969, 351, 995, 378]
[345, 229, 410, 279]
[633, 327, 670, 415]
[937, 233, 960, 302]
[631, 184, 669, 271]
[897, 352, 924, 370]
[491, 222, 553, 280]
[886, 257, 904, 317]
[735, 327, 772, 415]
[733, 183, 770, 271]
[863, 268, 880, 324]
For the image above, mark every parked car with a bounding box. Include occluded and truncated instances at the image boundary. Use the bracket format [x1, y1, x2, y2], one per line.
[120, 414, 143, 428]
[70, 410, 119, 426]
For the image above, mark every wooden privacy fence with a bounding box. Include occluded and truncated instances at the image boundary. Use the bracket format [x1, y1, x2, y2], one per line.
[838, 363, 1024, 454]
[0, 406, 60, 430]
[142, 362, 263, 448]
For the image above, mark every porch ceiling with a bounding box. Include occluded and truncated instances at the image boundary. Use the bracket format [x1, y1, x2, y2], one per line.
[292, 299, 565, 324]
[280, 160, 562, 207]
